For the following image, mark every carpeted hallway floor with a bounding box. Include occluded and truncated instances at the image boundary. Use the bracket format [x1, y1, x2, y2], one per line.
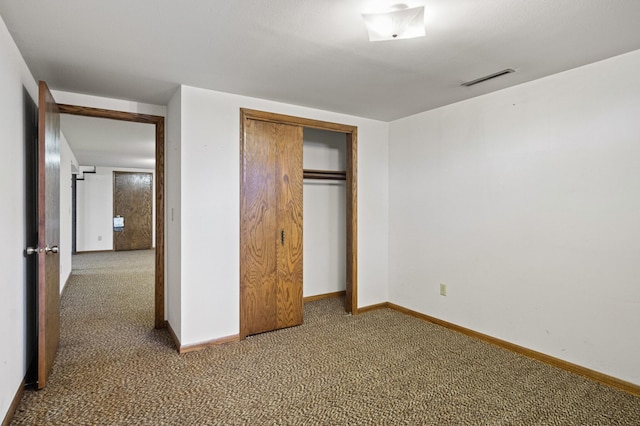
[11, 250, 640, 425]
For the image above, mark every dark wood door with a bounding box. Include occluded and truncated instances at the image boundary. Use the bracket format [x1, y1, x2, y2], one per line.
[37, 81, 61, 389]
[113, 172, 153, 251]
[241, 119, 303, 338]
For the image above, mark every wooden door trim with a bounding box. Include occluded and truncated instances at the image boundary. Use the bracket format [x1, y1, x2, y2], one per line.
[240, 108, 358, 331]
[57, 103, 166, 329]
[241, 109, 358, 134]
[345, 131, 357, 315]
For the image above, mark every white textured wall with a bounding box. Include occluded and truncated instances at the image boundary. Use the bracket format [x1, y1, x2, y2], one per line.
[166, 87, 182, 340]
[51, 91, 166, 117]
[59, 133, 78, 291]
[176, 85, 389, 345]
[0, 14, 37, 421]
[388, 49, 640, 385]
[303, 128, 346, 297]
[76, 166, 155, 252]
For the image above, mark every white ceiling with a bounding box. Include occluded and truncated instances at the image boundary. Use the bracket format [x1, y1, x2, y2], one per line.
[60, 115, 155, 169]
[2, 1, 640, 165]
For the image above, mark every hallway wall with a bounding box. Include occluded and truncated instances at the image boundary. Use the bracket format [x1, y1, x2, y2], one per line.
[60, 133, 78, 291]
[0, 13, 38, 420]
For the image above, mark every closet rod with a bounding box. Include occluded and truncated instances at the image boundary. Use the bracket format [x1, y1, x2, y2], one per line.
[303, 169, 346, 181]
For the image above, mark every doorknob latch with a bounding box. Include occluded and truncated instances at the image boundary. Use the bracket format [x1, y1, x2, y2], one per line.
[44, 245, 59, 254]
[25, 246, 40, 255]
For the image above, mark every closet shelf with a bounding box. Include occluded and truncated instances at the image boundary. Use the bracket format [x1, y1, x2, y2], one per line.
[303, 169, 347, 180]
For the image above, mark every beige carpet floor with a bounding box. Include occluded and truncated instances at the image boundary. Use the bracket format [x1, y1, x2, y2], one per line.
[11, 250, 640, 425]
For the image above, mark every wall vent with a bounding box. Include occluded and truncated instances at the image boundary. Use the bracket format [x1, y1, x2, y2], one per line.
[461, 69, 515, 87]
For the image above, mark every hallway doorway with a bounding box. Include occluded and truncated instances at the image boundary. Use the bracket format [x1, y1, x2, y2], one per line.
[58, 104, 166, 328]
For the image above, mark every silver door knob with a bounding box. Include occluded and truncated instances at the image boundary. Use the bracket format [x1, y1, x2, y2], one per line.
[44, 245, 59, 254]
[25, 246, 40, 255]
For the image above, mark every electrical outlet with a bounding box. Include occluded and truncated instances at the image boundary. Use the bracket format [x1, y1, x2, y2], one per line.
[98, 235, 102, 241]
[440, 283, 447, 296]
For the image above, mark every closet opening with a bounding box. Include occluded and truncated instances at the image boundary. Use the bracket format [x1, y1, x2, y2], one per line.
[302, 128, 347, 303]
[240, 109, 357, 340]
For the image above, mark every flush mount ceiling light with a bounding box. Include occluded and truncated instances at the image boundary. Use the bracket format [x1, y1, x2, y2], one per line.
[362, 4, 425, 41]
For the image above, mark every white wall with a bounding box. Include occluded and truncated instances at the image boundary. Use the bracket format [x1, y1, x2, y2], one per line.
[388, 49, 640, 385]
[76, 166, 155, 252]
[51, 91, 166, 117]
[166, 87, 182, 340]
[60, 133, 78, 291]
[303, 128, 346, 297]
[0, 13, 37, 421]
[171, 85, 389, 346]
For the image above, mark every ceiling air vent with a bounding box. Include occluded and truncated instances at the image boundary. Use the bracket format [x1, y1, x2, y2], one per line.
[461, 69, 515, 87]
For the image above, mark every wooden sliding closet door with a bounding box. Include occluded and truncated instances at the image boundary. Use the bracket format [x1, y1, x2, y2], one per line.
[241, 118, 304, 338]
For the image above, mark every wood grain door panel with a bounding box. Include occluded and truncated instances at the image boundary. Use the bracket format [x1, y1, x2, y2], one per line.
[241, 119, 303, 338]
[37, 81, 61, 389]
[275, 126, 303, 328]
[113, 172, 153, 251]
[241, 119, 279, 336]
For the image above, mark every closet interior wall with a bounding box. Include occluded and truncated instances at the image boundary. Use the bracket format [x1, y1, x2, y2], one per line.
[303, 128, 347, 298]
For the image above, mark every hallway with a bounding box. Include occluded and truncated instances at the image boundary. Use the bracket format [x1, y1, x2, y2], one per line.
[13, 249, 171, 423]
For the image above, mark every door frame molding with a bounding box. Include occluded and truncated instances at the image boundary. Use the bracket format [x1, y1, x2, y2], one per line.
[57, 104, 166, 329]
[240, 108, 358, 339]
